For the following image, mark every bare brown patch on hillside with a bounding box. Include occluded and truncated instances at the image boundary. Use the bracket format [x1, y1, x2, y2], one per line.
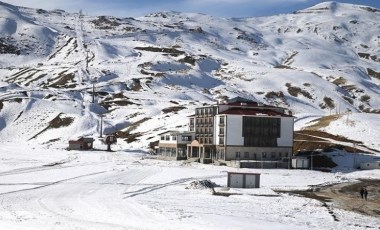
[117, 117, 150, 143]
[294, 130, 362, 153]
[305, 114, 341, 130]
[29, 113, 74, 140]
[162, 106, 186, 114]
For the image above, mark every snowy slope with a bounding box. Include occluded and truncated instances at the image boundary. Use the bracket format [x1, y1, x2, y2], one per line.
[0, 1, 379, 151]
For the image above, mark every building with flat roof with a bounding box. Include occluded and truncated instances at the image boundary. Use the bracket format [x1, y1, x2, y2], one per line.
[157, 97, 294, 167]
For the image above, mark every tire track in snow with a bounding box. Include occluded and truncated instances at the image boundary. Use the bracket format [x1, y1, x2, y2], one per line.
[33, 168, 167, 229]
[0, 155, 78, 177]
[123, 174, 225, 198]
[0, 171, 107, 195]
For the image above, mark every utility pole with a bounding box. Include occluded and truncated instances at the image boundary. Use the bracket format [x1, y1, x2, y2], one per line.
[99, 114, 104, 138]
[346, 108, 351, 125]
[353, 142, 357, 169]
[86, 50, 89, 69]
[92, 82, 95, 103]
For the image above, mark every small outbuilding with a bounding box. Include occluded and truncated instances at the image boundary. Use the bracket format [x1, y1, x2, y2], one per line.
[292, 157, 310, 169]
[227, 172, 260, 188]
[68, 137, 94, 150]
[360, 161, 380, 170]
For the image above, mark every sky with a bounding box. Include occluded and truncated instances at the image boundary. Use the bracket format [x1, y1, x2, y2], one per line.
[1, 0, 380, 18]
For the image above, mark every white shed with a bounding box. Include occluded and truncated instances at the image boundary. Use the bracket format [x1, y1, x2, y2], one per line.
[360, 161, 380, 170]
[292, 157, 310, 169]
[227, 172, 260, 188]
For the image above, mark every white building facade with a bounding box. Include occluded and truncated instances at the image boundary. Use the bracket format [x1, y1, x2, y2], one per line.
[158, 97, 294, 167]
[157, 131, 195, 160]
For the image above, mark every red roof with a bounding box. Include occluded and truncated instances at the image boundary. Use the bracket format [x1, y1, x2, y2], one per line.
[218, 108, 293, 117]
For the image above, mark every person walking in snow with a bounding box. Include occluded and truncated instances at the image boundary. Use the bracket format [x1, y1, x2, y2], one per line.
[360, 187, 364, 199]
[364, 188, 368, 200]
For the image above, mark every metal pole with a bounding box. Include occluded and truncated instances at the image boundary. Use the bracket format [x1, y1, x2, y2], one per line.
[92, 83, 95, 103]
[353, 143, 357, 169]
[99, 115, 103, 138]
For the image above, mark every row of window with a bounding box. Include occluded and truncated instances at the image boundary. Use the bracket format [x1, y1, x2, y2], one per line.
[196, 137, 213, 144]
[158, 147, 187, 157]
[235, 152, 289, 160]
[159, 147, 176, 157]
[196, 127, 213, 135]
[196, 117, 214, 126]
[196, 107, 216, 116]
[160, 135, 192, 142]
[160, 135, 172, 141]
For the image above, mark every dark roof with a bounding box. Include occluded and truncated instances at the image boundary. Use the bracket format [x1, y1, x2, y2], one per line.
[222, 97, 275, 108]
[225, 101, 274, 107]
[227, 96, 255, 103]
[218, 108, 293, 117]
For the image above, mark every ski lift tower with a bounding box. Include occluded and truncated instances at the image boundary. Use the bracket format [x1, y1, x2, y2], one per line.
[105, 135, 117, 151]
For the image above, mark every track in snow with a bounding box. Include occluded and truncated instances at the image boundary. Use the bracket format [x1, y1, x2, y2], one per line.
[0, 152, 167, 230]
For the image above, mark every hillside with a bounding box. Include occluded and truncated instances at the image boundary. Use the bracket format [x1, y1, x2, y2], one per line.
[0, 1, 379, 151]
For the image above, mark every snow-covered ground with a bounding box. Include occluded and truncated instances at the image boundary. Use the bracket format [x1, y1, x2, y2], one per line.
[1, 1, 380, 229]
[0, 143, 379, 230]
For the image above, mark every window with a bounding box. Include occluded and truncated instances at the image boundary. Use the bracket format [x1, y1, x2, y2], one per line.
[244, 152, 249, 159]
[172, 136, 177, 141]
[219, 116, 225, 125]
[262, 152, 267, 159]
[182, 136, 192, 141]
[166, 135, 170, 141]
[279, 152, 282, 158]
[253, 153, 257, 160]
[219, 127, 224, 135]
[271, 152, 276, 159]
[219, 137, 224, 145]
[161, 136, 165, 140]
[236, 152, 241, 159]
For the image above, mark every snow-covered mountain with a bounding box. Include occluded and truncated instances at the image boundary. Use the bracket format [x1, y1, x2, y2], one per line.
[0, 1, 379, 150]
